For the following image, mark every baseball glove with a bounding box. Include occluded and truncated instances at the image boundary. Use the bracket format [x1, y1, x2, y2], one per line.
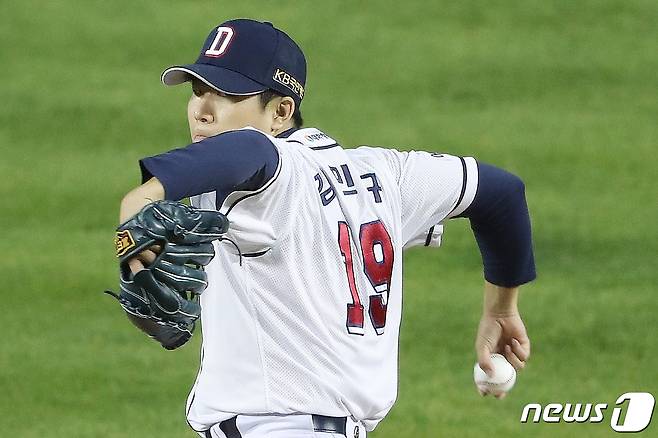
[105, 200, 229, 350]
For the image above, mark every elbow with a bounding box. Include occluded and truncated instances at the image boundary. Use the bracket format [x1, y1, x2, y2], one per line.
[505, 172, 527, 207]
[485, 167, 527, 209]
[496, 173, 529, 224]
[464, 163, 528, 222]
[509, 172, 525, 195]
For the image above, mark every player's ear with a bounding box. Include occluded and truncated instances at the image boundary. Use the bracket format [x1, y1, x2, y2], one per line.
[270, 96, 295, 132]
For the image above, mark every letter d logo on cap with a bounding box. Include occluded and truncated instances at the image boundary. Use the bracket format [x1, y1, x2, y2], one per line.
[205, 27, 235, 57]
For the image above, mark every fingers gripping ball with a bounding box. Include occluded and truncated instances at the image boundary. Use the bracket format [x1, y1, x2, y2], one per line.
[107, 201, 229, 350]
[474, 354, 517, 396]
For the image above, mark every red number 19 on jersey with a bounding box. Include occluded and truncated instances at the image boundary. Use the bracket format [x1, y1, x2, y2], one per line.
[338, 220, 394, 335]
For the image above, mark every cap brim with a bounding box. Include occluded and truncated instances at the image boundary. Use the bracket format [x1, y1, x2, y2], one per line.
[161, 64, 267, 96]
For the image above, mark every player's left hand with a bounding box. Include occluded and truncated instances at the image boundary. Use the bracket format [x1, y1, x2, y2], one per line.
[106, 200, 230, 350]
[475, 312, 530, 398]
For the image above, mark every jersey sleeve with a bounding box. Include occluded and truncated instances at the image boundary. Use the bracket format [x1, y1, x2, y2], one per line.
[139, 128, 279, 204]
[389, 150, 478, 247]
[139, 128, 289, 255]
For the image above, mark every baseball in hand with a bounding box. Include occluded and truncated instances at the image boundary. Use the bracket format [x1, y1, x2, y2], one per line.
[473, 353, 516, 396]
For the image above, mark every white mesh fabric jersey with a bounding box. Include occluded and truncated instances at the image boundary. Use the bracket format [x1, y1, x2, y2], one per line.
[186, 127, 478, 433]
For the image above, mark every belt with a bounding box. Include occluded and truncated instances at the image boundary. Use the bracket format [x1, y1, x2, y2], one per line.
[210, 414, 348, 437]
[312, 415, 347, 434]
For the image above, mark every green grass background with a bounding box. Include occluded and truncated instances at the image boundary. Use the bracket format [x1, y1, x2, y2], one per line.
[2, 0, 656, 436]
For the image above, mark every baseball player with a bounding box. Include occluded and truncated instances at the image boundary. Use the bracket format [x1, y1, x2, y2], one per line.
[118, 19, 535, 437]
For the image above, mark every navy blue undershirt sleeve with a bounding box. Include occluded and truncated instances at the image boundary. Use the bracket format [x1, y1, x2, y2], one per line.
[139, 129, 279, 205]
[458, 162, 536, 287]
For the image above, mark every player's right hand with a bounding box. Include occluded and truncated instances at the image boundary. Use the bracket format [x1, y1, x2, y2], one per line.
[475, 312, 530, 399]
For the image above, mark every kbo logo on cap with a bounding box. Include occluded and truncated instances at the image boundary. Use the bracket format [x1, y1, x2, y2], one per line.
[273, 68, 304, 100]
[205, 27, 235, 58]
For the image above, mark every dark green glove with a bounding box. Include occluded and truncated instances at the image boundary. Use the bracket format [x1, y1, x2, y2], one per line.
[151, 242, 217, 295]
[106, 200, 229, 350]
[114, 200, 229, 260]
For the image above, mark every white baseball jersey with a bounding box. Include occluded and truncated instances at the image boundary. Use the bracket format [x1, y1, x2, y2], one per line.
[186, 127, 478, 433]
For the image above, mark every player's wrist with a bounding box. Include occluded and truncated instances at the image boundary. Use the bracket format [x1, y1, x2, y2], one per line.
[482, 281, 519, 317]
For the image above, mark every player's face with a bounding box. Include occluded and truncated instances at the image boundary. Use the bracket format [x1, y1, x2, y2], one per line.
[187, 80, 272, 142]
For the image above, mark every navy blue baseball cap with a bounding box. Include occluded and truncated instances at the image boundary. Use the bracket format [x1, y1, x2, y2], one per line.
[161, 19, 306, 107]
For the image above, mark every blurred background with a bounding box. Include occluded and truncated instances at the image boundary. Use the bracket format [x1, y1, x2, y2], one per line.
[1, 0, 656, 436]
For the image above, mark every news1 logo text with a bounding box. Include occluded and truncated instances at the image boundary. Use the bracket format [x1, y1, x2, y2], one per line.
[521, 392, 655, 433]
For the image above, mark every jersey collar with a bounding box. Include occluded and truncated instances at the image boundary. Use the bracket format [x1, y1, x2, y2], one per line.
[275, 127, 298, 138]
